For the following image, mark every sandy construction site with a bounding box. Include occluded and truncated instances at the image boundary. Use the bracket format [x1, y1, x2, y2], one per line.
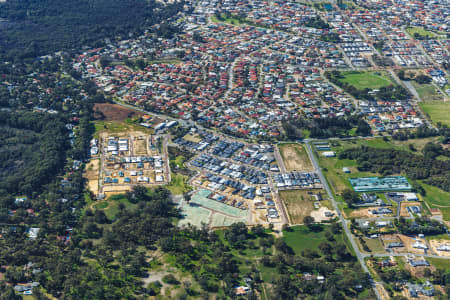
[85, 130, 170, 197]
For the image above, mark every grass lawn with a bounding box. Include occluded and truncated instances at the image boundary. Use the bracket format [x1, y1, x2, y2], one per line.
[319, 154, 380, 194]
[166, 173, 191, 195]
[284, 225, 355, 257]
[171, 155, 186, 169]
[279, 190, 318, 224]
[211, 14, 245, 25]
[92, 194, 137, 220]
[283, 225, 327, 253]
[406, 27, 444, 39]
[428, 258, 450, 272]
[278, 143, 313, 171]
[420, 182, 450, 221]
[338, 71, 393, 90]
[359, 237, 385, 253]
[412, 82, 444, 101]
[419, 101, 450, 126]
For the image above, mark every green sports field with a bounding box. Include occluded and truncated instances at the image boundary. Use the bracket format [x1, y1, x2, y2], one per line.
[338, 71, 393, 90]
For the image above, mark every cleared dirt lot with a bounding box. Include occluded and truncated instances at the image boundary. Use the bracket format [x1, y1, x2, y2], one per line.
[94, 103, 143, 121]
[429, 239, 450, 257]
[85, 159, 100, 195]
[400, 202, 422, 217]
[310, 206, 336, 222]
[278, 143, 313, 171]
[133, 135, 148, 155]
[397, 235, 429, 254]
[279, 189, 318, 224]
[348, 206, 394, 218]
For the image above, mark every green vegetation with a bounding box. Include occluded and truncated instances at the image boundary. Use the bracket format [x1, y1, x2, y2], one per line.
[0, 0, 183, 60]
[279, 190, 317, 224]
[428, 258, 450, 272]
[412, 82, 444, 101]
[211, 14, 246, 25]
[406, 27, 445, 40]
[357, 238, 385, 253]
[420, 183, 450, 221]
[0, 111, 69, 197]
[339, 144, 450, 192]
[318, 152, 382, 194]
[166, 173, 191, 195]
[325, 70, 410, 101]
[338, 71, 393, 90]
[283, 115, 371, 140]
[283, 225, 329, 253]
[420, 101, 450, 126]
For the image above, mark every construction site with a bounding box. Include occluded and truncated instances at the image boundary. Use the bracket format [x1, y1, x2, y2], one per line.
[86, 130, 170, 198]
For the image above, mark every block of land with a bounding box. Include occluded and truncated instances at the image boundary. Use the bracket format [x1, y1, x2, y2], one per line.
[278, 143, 313, 171]
[279, 189, 324, 224]
[420, 101, 450, 126]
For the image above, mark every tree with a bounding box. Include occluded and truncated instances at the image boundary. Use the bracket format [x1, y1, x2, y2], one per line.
[183, 192, 191, 203]
[341, 189, 359, 207]
[303, 216, 315, 228]
[318, 242, 333, 256]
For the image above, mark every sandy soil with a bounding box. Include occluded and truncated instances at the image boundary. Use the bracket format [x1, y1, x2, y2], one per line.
[377, 284, 391, 300]
[103, 186, 132, 194]
[85, 159, 100, 194]
[278, 144, 313, 171]
[349, 207, 392, 218]
[133, 136, 148, 155]
[310, 206, 336, 222]
[397, 235, 429, 254]
[429, 239, 450, 257]
[400, 202, 421, 217]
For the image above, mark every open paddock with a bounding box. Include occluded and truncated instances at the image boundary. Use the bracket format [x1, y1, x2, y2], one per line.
[279, 189, 325, 224]
[93, 103, 143, 122]
[278, 143, 313, 171]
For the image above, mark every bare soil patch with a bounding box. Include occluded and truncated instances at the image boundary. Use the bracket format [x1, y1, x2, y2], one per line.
[279, 190, 316, 224]
[349, 207, 393, 218]
[310, 206, 336, 222]
[429, 239, 450, 257]
[278, 143, 313, 171]
[94, 103, 143, 121]
[85, 159, 100, 194]
[400, 202, 422, 217]
[397, 234, 429, 254]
